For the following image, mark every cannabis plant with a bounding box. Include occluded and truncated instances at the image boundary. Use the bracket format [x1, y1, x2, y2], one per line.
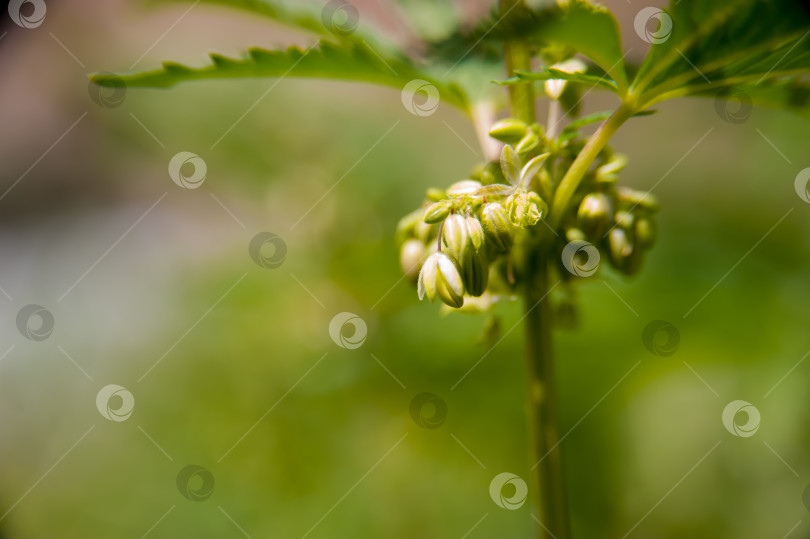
[93, 0, 810, 536]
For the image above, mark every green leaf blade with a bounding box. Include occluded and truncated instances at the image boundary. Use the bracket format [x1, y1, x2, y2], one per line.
[633, 0, 810, 118]
[90, 41, 469, 112]
[497, 67, 619, 94]
[543, 0, 627, 91]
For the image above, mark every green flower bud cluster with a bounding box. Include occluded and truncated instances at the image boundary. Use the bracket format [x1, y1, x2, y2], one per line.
[396, 143, 551, 310]
[561, 153, 660, 277]
[488, 119, 544, 156]
[397, 117, 662, 314]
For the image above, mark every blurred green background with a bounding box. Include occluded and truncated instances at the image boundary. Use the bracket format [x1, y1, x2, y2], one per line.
[1, 1, 809, 538]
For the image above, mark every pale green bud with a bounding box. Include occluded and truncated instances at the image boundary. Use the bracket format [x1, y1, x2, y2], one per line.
[481, 167, 496, 185]
[516, 131, 540, 154]
[481, 203, 514, 252]
[461, 246, 489, 297]
[577, 192, 612, 238]
[506, 190, 547, 227]
[424, 201, 452, 224]
[417, 252, 465, 308]
[426, 188, 446, 202]
[489, 118, 528, 144]
[618, 187, 660, 212]
[442, 214, 469, 257]
[473, 184, 514, 198]
[608, 228, 634, 273]
[400, 239, 425, 281]
[614, 210, 635, 231]
[635, 217, 657, 248]
[395, 209, 422, 244]
[595, 154, 628, 183]
[466, 214, 485, 251]
[447, 180, 482, 196]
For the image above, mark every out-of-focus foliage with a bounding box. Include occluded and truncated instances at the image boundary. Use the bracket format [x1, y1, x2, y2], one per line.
[2, 1, 810, 538]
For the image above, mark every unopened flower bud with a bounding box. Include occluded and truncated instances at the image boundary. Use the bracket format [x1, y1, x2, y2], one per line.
[424, 201, 452, 224]
[396, 209, 422, 243]
[595, 154, 628, 183]
[516, 131, 540, 154]
[447, 180, 482, 196]
[618, 187, 660, 212]
[400, 239, 425, 281]
[417, 252, 465, 308]
[426, 188, 446, 202]
[608, 227, 634, 272]
[466, 214, 485, 251]
[442, 213, 469, 257]
[577, 192, 613, 238]
[635, 217, 657, 248]
[489, 118, 528, 144]
[461, 246, 489, 296]
[481, 203, 515, 252]
[614, 210, 635, 231]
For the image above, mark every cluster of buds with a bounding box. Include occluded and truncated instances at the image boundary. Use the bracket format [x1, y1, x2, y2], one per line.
[397, 115, 661, 312]
[562, 153, 660, 277]
[396, 144, 550, 309]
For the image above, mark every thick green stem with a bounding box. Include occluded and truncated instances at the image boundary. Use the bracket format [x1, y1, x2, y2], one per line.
[499, 1, 570, 538]
[548, 103, 635, 230]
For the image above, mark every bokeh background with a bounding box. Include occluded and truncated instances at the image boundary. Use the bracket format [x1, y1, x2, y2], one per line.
[1, 1, 809, 537]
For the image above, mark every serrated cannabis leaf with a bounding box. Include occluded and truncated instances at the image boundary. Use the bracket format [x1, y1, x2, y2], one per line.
[632, 0, 810, 115]
[90, 40, 469, 112]
[497, 67, 620, 94]
[541, 0, 627, 91]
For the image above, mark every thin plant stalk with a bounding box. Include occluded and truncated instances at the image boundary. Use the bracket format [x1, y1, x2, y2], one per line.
[500, 0, 572, 537]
